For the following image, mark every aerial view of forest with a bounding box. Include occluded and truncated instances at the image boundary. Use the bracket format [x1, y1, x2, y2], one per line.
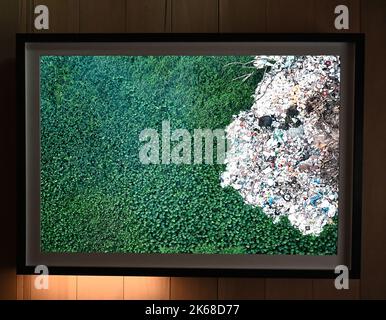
[40, 55, 338, 255]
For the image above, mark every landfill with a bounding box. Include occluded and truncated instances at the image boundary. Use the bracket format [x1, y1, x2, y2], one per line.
[220, 55, 340, 236]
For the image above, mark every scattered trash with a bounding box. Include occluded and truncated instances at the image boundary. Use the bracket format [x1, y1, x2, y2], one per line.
[221, 55, 340, 236]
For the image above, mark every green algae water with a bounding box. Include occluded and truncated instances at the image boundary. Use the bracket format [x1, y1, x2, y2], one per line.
[40, 55, 337, 254]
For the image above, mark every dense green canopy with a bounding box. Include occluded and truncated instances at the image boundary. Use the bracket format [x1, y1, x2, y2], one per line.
[40, 55, 337, 255]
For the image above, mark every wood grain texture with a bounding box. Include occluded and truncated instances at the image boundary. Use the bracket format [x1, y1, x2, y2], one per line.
[219, 0, 267, 33]
[29, 276, 77, 300]
[77, 276, 124, 300]
[32, 0, 79, 32]
[18, 0, 33, 32]
[127, 0, 171, 33]
[0, 0, 18, 301]
[313, 0, 360, 33]
[124, 277, 170, 300]
[172, 0, 218, 33]
[14, 0, 386, 300]
[218, 278, 265, 300]
[266, 279, 313, 299]
[79, 0, 126, 33]
[267, 0, 315, 32]
[171, 277, 218, 300]
[360, 0, 386, 299]
[18, 0, 28, 32]
[17, 275, 24, 300]
[313, 279, 360, 299]
[23, 275, 32, 300]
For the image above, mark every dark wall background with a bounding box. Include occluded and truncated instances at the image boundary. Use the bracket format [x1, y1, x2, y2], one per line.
[0, 0, 18, 300]
[1, 0, 385, 299]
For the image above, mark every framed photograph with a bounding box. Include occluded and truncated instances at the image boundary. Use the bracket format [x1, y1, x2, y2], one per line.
[17, 33, 364, 277]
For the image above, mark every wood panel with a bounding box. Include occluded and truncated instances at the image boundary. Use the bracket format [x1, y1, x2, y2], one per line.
[14, 0, 386, 300]
[0, 0, 19, 301]
[360, 0, 386, 299]
[313, 0, 360, 33]
[32, 0, 79, 32]
[127, 0, 171, 33]
[18, 0, 33, 32]
[124, 277, 170, 300]
[219, 0, 267, 33]
[17, 275, 24, 300]
[172, 0, 218, 33]
[17, 276, 172, 300]
[29, 276, 77, 300]
[218, 278, 265, 300]
[265, 279, 313, 299]
[16, 275, 32, 300]
[79, 0, 126, 33]
[77, 276, 124, 300]
[267, 0, 315, 32]
[313, 279, 360, 299]
[171, 278, 218, 300]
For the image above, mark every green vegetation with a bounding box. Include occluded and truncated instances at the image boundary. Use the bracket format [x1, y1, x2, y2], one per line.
[40, 55, 337, 254]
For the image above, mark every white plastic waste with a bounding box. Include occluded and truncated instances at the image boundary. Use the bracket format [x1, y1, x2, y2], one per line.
[220, 55, 340, 236]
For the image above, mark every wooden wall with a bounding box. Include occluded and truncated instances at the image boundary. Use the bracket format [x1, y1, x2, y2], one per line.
[9, 0, 386, 300]
[0, 0, 18, 300]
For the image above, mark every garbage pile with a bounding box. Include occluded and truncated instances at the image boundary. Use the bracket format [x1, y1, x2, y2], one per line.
[220, 55, 340, 236]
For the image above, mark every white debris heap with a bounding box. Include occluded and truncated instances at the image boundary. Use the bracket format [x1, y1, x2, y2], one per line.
[220, 55, 340, 236]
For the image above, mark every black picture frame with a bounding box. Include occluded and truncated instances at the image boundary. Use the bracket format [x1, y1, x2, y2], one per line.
[16, 33, 364, 278]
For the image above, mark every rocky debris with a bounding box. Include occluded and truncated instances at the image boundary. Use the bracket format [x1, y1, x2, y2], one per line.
[220, 55, 340, 236]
